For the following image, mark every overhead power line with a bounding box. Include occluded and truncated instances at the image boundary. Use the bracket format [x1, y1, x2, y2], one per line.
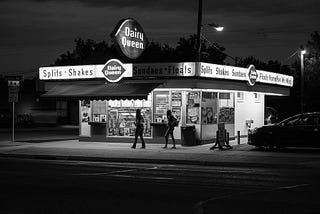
[200, 33, 236, 61]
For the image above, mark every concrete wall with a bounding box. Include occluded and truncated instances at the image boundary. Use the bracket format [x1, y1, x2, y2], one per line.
[235, 92, 265, 137]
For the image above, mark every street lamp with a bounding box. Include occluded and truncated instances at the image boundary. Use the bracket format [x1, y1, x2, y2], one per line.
[300, 49, 307, 113]
[208, 23, 224, 32]
[196, 0, 224, 63]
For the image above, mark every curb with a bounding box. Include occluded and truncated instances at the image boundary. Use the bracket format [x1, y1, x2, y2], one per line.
[17, 138, 78, 143]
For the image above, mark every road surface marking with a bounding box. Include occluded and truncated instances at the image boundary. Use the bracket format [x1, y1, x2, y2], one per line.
[277, 183, 310, 190]
[110, 174, 174, 180]
[74, 169, 138, 176]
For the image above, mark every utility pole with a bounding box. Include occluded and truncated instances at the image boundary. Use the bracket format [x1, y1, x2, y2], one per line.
[300, 50, 306, 113]
[196, 0, 203, 63]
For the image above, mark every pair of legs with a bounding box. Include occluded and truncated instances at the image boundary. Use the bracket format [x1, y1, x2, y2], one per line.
[164, 127, 175, 148]
[132, 128, 145, 149]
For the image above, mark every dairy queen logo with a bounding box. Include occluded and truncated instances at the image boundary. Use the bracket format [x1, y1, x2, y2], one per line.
[101, 59, 126, 83]
[111, 18, 148, 59]
[247, 64, 258, 86]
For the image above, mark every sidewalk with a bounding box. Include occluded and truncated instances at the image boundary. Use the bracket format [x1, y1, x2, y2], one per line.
[1, 138, 320, 169]
[0, 125, 79, 143]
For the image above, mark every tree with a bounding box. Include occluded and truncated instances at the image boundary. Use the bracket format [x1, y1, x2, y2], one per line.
[174, 35, 198, 62]
[303, 31, 320, 112]
[53, 38, 121, 66]
[174, 34, 227, 63]
[236, 56, 268, 70]
[137, 42, 176, 63]
[53, 35, 228, 65]
[284, 31, 320, 114]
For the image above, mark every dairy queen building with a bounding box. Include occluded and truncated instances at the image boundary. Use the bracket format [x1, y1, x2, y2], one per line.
[38, 18, 294, 145]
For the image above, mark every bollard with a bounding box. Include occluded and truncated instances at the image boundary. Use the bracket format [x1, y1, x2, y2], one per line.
[237, 131, 240, 145]
[226, 132, 229, 144]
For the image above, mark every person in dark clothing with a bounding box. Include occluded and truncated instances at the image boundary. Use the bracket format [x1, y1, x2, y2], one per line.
[132, 109, 146, 149]
[163, 110, 177, 149]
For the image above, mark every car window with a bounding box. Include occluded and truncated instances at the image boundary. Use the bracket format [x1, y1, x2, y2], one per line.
[285, 117, 303, 126]
[283, 114, 320, 126]
[315, 116, 320, 125]
[306, 115, 320, 126]
[303, 116, 313, 125]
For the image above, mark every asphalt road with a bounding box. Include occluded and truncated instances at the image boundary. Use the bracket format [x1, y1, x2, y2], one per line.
[1, 157, 320, 214]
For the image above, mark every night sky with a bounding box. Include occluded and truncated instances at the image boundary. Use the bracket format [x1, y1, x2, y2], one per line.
[0, 0, 319, 78]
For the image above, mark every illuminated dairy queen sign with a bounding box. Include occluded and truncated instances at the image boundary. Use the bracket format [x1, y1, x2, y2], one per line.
[247, 64, 258, 86]
[111, 18, 148, 59]
[101, 59, 127, 82]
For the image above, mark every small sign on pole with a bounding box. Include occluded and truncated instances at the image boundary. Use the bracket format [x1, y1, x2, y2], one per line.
[7, 80, 20, 143]
[8, 80, 20, 87]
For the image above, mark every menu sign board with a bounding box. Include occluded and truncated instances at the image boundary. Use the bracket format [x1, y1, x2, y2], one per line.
[39, 62, 293, 88]
[111, 18, 148, 59]
[200, 63, 293, 87]
[133, 62, 196, 78]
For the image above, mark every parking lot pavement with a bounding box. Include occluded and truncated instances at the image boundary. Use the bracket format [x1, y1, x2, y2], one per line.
[1, 137, 320, 169]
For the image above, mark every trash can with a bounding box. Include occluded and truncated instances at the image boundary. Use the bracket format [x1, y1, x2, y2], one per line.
[181, 125, 196, 146]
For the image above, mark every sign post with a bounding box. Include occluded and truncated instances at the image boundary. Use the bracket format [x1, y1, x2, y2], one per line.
[12, 101, 15, 143]
[8, 80, 20, 143]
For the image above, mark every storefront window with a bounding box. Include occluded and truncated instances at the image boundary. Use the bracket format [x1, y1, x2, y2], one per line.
[56, 101, 68, 124]
[154, 91, 170, 123]
[80, 100, 91, 136]
[80, 100, 91, 123]
[92, 100, 107, 122]
[201, 92, 218, 124]
[108, 99, 152, 137]
[218, 92, 234, 124]
[171, 91, 182, 125]
[186, 91, 200, 124]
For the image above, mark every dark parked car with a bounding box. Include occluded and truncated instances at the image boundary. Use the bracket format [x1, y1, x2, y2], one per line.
[248, 112, 320, 149]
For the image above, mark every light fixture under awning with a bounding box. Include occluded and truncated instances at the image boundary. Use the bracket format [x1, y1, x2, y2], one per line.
[41, 82, 162, 100]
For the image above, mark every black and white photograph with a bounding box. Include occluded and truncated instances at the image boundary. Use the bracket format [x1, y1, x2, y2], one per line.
[0, 0, 320, 213]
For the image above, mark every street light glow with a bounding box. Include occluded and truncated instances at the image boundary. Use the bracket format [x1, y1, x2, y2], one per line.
[214, 26, 224, 32]
[207, 23, 224, 32]
[301, 50, 307, 55]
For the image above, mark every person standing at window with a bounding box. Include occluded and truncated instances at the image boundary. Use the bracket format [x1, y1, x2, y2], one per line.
[163, 110, 177, 149]
[132, 109, 146, 149]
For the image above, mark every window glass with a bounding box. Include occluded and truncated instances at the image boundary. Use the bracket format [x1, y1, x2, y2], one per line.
[218, 92, 234, 124]
[201, 92, 218, 124]
[314, 116, 320, 125]
[286, 116, 307, 126]
[154, 91, 170, 123]
[171, 91, 182, 125]
[186, 91, 200, 124]
[92, 100, 107, 122]
[108, 99, 152, 137]
[80, 100, 91, 122]
[305, 115, 320, 126]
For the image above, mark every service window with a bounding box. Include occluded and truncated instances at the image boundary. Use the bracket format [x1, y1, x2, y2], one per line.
[153, 91, 170, 123]
[218, 92, 234, 124]
[201, 92, 218, 124]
